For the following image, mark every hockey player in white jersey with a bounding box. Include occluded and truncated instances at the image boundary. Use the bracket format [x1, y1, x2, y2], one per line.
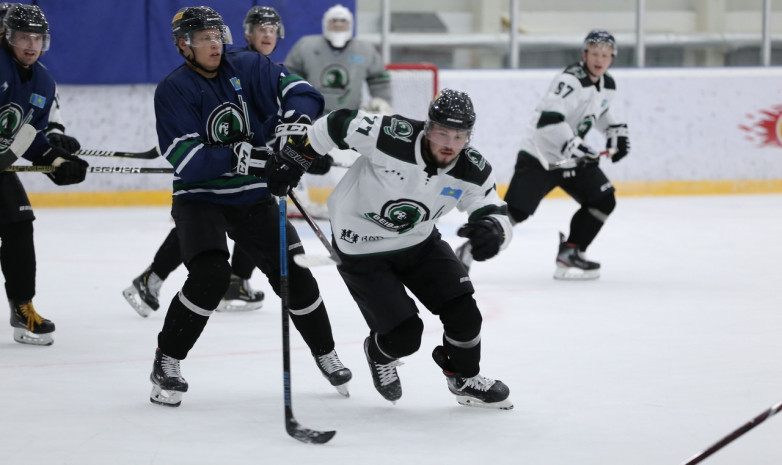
[266, 89, 513, 409]
[456, 29, 630, 280]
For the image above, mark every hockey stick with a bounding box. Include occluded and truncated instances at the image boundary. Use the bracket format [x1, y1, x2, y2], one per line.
[331, 160, 352, 169]
[287, 189, 342, 268]
[7, 165, 173, 174]
[278, 195, 336, 445]
[550, 147, 617, 169]
[680, 399, 782, 465]
[74, 147, 160, 159]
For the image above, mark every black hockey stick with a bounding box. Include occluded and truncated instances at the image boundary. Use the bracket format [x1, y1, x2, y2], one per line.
[6, 165, 173, 174]
[74, 147, 160, 159]
[680, 399, 782, 465]
[287, 189, 342, 268]
[278, 195, 336, 444]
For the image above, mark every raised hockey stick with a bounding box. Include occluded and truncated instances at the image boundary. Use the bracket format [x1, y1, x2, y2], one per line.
[680, 399, 782, 465]
[287, 189, 342, 268]
[74, 147, 160, 159]
[7, 165, 173, 174]
[278, 195, 336, 445]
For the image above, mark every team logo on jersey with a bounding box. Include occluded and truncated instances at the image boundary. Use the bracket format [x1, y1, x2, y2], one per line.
[576, 115, 596, 138]
[348, 54, 365, 64]
[29, 94, 46, 108]
[465, 149, 486, 171]
[0, 103, 24, 152]
[364, 198, 430, 233]
[383, 118, 413, 142]
[206, 103, 246, 145]
[230, 77, 242, 91]
[320, 65, 350, 90]
[740, 105, 782, 148]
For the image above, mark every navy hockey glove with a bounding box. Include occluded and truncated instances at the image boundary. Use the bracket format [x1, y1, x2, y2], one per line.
[33, 146, 89, 185]
[47, 133, 81, 154]
[457, 217, 504, 261]
[231, 142, 271, 177]
[307, 154, 333, 175]
[605, 124, 630, 163]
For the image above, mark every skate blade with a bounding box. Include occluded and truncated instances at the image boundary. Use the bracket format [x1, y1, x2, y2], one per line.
[454, 395, 514, 410]
[334, 382, 350, 397]
[150, 385, 184, 407]
[553, 266, 600, 281]
[13, 328, 53, 346]
[122, 286, 154, 317]
[215, 299, 263, 312]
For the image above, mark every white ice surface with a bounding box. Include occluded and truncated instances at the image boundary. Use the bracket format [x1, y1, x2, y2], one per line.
[1, 194, 781, 465]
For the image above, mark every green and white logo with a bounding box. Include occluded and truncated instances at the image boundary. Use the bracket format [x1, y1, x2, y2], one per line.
[207, 103, 246, 145]
[383, 118, 414, 142]
[0, 103, 24, 152]
[364, 199, 430, 233]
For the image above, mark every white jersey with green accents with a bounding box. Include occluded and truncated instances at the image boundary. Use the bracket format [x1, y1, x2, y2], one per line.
[521, 62, 621, 169]
[307, 109, 513, 256]
[284, 35, 392, 113]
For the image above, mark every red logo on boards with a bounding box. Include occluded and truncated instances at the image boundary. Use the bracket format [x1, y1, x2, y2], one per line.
[739, 106, 782, 148]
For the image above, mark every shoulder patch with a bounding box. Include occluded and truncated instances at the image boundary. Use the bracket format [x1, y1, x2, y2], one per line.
[447, 148, 492, 186]
[603, 72, 616, 90]
[563, 63, 593, 88]
[377, 116, 424, 163]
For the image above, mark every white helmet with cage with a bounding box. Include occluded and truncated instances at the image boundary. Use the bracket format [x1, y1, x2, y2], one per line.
[322, 4, 353, 48]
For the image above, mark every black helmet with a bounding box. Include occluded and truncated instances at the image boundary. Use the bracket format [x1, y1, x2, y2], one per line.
[171, 6, 232, 46]
[427, 89, 476, 132]
[243, 6, 284, 39]
[583, 29, 616, 56]
[3, 4, 50, 51]
[0, 3, 14, 26]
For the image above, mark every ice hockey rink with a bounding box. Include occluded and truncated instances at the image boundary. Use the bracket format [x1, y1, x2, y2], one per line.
[1, 193, 780, 465]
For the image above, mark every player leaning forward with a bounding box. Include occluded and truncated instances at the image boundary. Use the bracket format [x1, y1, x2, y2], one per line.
[269, 89, 513, 409]
[148, 6, 351, 407]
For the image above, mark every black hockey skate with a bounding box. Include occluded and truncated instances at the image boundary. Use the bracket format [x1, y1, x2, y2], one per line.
[314, 349, 352, 397]
[122, 266, 162, 317]
[150, 348, 188, 407]
[554, 232, 600, 280]
[454, 241, 473, 272]
[364, 336, 402, 403]
[215, 275, 264, 312]
[9, 299, 54, 346]
[432, 345, 513, 410]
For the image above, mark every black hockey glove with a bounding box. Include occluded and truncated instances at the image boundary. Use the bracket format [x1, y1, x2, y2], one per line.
[33, 146, 89, 185]
[231, 141, 271, 177]
[605, 123, 630, 163]
[307, 154, 333, 175]
[457, 217, 504, 262]
[47, 133, 81, 154]
[274, 111, 311, 154]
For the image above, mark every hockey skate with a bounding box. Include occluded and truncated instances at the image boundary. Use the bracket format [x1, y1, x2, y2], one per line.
[215, 275, 264, 312]
[150, 348, 188, 407]
[553, 232, 600, 280]
[432, 345, 513, 410]
[314, 349, 353, 397]
[9, 299, 54, 346]
[454, 240, 473, 272]
[122, 266, 162, 317]
[364, 336, 403, 403]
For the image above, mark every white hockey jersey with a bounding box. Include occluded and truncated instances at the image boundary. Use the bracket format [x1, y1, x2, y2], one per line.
[307, 110, 512, 256]
[520, 62, 621, 169]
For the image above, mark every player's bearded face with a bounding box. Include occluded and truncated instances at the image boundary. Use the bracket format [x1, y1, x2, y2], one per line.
[424, 123, 469, 168]
[9, 32, 44, 67]
[582, 44, 614, 81]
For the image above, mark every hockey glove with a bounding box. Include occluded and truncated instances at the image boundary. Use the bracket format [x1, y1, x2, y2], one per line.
[561, 136, 599, 164]
[274, 111, 312, 154]
[605, 123, 630, 163]
[33, 146, 89, 185]
[457, 217, 504, 262]
[365, 97, 392, 116]
[231, 141, 271, 177]
[47, 133, 81, 154]
[307, 154, 333, 175]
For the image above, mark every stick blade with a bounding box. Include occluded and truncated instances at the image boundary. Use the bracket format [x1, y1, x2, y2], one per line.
[293, 254, 340, 268]
[287, 423, 336, 444]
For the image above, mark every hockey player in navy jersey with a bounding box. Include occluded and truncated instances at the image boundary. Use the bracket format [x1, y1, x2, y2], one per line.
[265, 89, 514, 409]
[456, 29, 630, 281]
[0, 4, 89, 345]
[148, 6, 351, 407]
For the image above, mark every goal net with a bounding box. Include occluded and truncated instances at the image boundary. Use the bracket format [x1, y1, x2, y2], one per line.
[386, 63, 439, 120]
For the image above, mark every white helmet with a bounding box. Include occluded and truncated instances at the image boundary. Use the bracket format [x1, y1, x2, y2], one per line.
[322, 4, 353, 48]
